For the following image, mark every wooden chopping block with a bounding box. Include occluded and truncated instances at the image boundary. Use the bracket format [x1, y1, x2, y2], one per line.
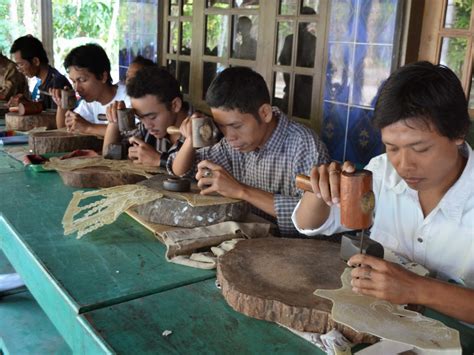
[29, 131, 103, 154]
[6, 110, 56, 131]
[136, 174, 249, 228]
[58, 166, 147, 188]
[217, 238, 378, 344]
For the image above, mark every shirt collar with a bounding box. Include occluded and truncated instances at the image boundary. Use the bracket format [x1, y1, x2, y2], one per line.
[257, 107, 289, 153]
[39, 66, 54, 89]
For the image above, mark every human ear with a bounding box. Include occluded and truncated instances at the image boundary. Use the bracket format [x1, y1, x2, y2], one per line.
[171, 97, 182, 113]
[32, 57, 40, 67]
[258, 103, 273, 123]
[100, 71, 108, 84]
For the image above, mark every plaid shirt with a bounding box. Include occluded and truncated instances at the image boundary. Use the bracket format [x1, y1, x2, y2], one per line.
[168, 107, 330, 236]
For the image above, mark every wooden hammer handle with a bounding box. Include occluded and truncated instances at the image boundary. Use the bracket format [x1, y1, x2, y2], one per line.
[166, 126, 181, 135]
[295, 174, 313, 192]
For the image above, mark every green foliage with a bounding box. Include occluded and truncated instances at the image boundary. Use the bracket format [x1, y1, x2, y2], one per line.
[452, 0, 472, 29]
[0, 0, 40, 55]
[53, 1, 113, 39]
[445, 0, 472, 78]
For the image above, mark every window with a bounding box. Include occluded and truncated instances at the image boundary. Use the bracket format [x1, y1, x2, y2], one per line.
[162, 0, 328, 131]
[419, 0, 474, 115]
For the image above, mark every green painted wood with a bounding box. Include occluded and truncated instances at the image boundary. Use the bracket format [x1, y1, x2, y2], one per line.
[0, 251, 15, 274]
[82, 279, 326, 354]
[0, 150, 23, 174]
[0, 292, 71, 355]
[424, 308, 474, 353]
[0, 150, 215, 352]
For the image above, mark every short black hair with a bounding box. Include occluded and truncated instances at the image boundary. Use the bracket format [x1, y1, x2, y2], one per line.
[64, 43, 112, 85]
[126, 66, 183, 111]
[131, 55, 155, 67]
[205, 67, 270, 121]
[374, 61, 471, 140]
[10, 35, 49, 65]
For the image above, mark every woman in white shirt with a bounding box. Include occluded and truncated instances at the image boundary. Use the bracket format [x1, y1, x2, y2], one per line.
[292, 61, 474, 324]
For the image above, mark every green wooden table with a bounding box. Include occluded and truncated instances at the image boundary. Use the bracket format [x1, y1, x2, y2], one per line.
[82, 279, 322, 354]
[0, 150, 216, 353]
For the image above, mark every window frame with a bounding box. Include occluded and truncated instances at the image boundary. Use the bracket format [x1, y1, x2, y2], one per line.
[160, 0, 331, 132]
[418, 0, 474, 118]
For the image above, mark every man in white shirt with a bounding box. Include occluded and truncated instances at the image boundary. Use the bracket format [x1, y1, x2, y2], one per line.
[52, 43, 130, 136]
[292, 61, 474, 324]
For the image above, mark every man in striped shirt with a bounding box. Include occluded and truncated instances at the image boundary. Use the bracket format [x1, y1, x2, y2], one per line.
[170, 67, 330, 236]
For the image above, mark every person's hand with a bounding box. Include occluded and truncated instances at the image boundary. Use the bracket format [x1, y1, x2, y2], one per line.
[348, 254, 421, 305]
[128, 136, 160, 166]
[7, 94, 25, 107]
[179, 112, 207, 140]
[196, 160, 244, 199]
[49, 86, 70, 107]
[65, 111, 92, 133]
[309, 161, 356, 206]
[179, 116, 193, 139]
[106, 100, 126, 123]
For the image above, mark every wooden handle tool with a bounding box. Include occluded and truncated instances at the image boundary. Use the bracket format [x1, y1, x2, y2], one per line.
[295, 174, 313, 192]
[166, 126, 181, 135]
[296, 170, 374, 254]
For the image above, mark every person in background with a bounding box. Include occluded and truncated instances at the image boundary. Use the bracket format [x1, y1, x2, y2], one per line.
[124, 55, 154, 84]
[0, 51, 28, 101]
[292, 61, 474, 324]
[171, 67, 330, 236]
[9, 35, 71, 108]
[278, 6, 316, 118]
[104, 65, 190, 167]
[52, 43, 130, 136]
[234, 16, 257, 60]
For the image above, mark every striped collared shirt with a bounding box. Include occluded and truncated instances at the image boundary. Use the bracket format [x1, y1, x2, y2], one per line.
[168, 107, 330, 236]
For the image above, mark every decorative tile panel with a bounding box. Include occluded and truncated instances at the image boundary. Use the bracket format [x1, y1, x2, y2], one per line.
[322, 0, 401, 165]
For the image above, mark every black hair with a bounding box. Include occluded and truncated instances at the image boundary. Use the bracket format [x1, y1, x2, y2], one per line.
[64, 43, 112, 85]
[10, 35, 49, 65]
[126, 66, 184, 111]
[205, 67, 270, 121]
[374, 61, 471, 140]
[131, 55, 155, 67]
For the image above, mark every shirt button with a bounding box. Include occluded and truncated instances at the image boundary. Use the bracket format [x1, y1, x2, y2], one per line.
[417, 237, 423, 243]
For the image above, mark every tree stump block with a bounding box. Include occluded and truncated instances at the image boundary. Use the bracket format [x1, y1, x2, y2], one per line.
[136, 174, 249, 227]
[58, 166, 147, 188]
[29, 131, 103, 154]
[6, 111, 56, 131]
[217, 238, 377, 344]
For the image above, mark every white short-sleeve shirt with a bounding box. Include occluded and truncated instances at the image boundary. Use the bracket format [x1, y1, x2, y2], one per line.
[74, 83, 131, 124]
[292, 144, 474, 288]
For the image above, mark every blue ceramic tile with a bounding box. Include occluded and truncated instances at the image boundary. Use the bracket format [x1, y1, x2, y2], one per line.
[328, 0, 357, 42]
[324, 43, 353, 104]
[322, 101, 348, 162]
[345, 107, 383, 165]
[352, 44, 392, 107]
[356, 0, 398, 44]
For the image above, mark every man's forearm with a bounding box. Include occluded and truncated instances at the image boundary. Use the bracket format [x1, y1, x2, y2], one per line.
[293, 192, 331, 230]
[416, 276, 474, 324]
[240, 185, 275, 217]
[172, 139, 195, 176]
[84, 124, 107, 137]
[102, 123, 121, 155]
[56, 108, 66, 128]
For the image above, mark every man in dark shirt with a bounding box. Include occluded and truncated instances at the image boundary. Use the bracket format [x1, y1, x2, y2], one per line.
[10, 35, 71, 109]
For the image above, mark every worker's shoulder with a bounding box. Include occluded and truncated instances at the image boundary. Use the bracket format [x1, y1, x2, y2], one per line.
[284, 119, 327, 154]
